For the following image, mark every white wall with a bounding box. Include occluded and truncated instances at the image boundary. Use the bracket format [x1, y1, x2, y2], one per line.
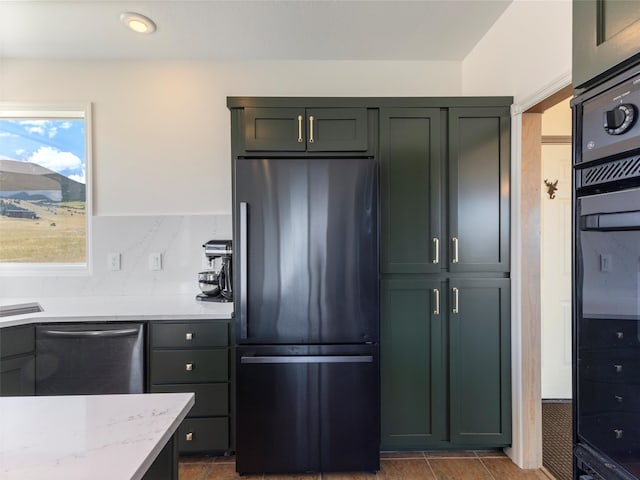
[2, 59, 462, 216]
[462, 0, 572, 104]
[0, 59, 461, 298]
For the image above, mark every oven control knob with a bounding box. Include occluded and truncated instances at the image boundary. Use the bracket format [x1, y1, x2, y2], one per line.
[604, 104, 637, 135]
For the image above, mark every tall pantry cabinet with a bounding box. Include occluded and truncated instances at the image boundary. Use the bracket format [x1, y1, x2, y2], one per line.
[380, 103, 511, 450]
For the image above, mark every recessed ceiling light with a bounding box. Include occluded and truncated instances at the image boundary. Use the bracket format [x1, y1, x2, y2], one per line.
[120, 12, 156, 34]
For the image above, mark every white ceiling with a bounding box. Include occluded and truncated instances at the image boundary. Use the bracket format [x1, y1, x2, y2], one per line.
[0, 0, 512, 61]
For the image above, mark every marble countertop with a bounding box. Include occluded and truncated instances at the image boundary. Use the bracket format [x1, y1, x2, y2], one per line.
[0, 392, 194, 480]
[0, 295, 233, 328]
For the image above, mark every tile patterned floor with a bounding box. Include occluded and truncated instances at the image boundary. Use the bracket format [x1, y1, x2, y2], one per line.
[179, 451, 553, 480]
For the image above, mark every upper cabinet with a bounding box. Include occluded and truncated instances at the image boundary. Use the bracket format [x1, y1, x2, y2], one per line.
[448, 107, 510, 273]
[573, 0, 640, 90]
[380, 106, 510, 274]
[242, 107, 369, 153]
[380, 108, 442, 274]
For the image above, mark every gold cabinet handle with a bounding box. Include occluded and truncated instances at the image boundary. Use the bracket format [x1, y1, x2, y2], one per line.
[432, 237, 439, 264]
[297, 115, 304, 143]
[614, 429, 624, 440]
[185, 363, 194, 372]
[452, 237, 459, 264]
[185, 332, 193, 341]
[433, 288, 440, 316]
[614, 364, 623, 373]
[452, 287, 459, 314]
[185, 432, 193, 442]
[309, 115, 315, 143]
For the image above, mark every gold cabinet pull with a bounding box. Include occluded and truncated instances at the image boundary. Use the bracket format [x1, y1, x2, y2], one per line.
[452, 287, 459, 314]
[432, 237, 439, 264]
[433, 288, 440, 316]
[309, 115, 315, 143]
[297, 115, 304, 143]
[614, 364, 623, 373]
[185, 432, 193, 442]
[185, 363, 194, 372]
[185, 332, 193, 341]
[616, 331, 624, 339]
[452, 237, 459, 264]
[614, 429, 624, 440]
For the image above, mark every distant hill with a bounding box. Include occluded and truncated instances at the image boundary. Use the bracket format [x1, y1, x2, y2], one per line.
[0, 159, 85, 202]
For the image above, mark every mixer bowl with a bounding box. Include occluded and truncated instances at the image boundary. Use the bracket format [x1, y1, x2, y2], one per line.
[198, 270, 220, 296]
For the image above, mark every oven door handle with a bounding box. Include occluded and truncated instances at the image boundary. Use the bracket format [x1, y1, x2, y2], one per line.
[582, 210, 640, 231]
[39, 328, 140, 338]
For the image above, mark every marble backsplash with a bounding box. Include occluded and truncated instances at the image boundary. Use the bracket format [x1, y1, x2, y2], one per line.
[0, 214, 232, 298]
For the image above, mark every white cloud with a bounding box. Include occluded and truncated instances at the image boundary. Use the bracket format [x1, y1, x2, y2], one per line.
[0, 132, 16, 137]
[26, 126, 45, 135]
[28, 146, 82, 173]
[15, 148, 25, 156]
[60, 122, 72, 129]
[18, 120, 58, 137]
[68, 173, 86, 184]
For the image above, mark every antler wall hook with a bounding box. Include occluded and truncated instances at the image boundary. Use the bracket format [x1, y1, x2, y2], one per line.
[544, 179, 558, 199]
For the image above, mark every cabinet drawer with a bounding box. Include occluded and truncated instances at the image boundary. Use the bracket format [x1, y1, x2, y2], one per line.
[580, 318, 640, 349]
[581, 349, 640, 383]
[150, 322, 228, 348]
[178, 417, 229, 454]
[150, 383, 228, 417]
[150, 350, 228, 384]
[1, 325, 34, 358]
[581, 380, 640, 415]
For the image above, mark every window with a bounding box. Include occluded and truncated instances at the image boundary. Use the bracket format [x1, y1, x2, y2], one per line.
[0, 105, 91, 272]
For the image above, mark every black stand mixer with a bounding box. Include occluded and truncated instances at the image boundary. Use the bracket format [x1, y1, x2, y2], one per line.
[196, 240, 232, 302]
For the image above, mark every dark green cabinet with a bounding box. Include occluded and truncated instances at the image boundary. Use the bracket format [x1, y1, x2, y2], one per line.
[380, 104, 511, 450]
[148, 320, 231, 455]
[0, 325, 35, 396]
[573, 0, 640, 90]
[381, 278, 446, 448]
[380, 108, 442, 274]
[448, 108, 510, 273]
[381, 107, 509, 275]
[381, 278, 511, 449]
[242, 107, 368, 153]
[449, 278, 511, 446]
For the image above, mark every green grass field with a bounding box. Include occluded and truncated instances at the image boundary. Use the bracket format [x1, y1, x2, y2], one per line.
[0, 200, 86, 263]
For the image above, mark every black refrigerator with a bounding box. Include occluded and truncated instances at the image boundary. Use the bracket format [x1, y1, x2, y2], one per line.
[233, 157, 379, 475]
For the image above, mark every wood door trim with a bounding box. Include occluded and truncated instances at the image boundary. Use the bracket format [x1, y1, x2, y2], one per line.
[518, 112, 543, 468]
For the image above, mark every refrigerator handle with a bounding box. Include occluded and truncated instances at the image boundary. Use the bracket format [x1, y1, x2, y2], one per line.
[240, 201, 248, 339]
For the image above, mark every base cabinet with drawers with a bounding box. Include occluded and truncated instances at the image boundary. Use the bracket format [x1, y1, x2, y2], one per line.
[149, 320, 231, 455]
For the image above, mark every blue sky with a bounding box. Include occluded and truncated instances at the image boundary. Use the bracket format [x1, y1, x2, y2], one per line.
[0, 119, 86, 184]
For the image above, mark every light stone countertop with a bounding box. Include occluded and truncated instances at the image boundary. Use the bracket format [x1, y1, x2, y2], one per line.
[0, 295, 233, 328]
[0, 392, 194, 480]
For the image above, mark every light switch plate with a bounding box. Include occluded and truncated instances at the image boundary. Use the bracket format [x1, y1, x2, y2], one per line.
[107, 253, 121, 271]
[149, 253, 162, 271]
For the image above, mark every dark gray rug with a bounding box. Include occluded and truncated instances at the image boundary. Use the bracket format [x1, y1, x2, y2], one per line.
[542, 401, 572, 480]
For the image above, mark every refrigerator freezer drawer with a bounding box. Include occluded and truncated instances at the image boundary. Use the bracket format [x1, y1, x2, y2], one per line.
[236, 345, 380, 475]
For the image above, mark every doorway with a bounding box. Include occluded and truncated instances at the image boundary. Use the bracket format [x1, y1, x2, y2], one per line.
[539, 98, 572, 480]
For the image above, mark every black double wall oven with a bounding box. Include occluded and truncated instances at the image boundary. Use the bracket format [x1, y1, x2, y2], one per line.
[573, 67, 640, 480]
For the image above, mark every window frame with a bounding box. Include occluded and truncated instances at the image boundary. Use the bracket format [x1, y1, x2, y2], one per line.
[0, 103, 93, 276]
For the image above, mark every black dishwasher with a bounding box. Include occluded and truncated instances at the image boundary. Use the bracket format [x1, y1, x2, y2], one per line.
[35, 323, 145, 395]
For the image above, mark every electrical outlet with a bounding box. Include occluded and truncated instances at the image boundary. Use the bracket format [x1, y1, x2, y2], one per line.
[149, 253, 162, 271]
[107, 253, 121, 271]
